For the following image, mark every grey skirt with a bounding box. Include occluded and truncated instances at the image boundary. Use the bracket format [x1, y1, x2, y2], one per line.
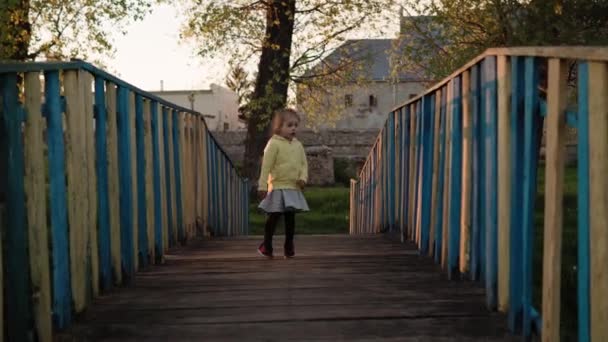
[258, 189, 310, 213]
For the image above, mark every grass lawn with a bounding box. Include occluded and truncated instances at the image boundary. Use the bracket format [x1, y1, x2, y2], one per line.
[249, 186, 350, 235]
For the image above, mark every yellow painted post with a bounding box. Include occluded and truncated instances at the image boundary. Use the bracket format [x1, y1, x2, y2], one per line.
[588, 61, 608, 342]
[408, 103, 417, 240]
[167, 110, 177, 244]
[375, 141, 382, 233]
[190, 114, 195, 237]
[429, 89, 442, 257]
[24, 72, 52, 341]
[64, 70, 89, 312]
[159, 107, 168, 252]
[201, 120, 209, 235]
[541, 58, 568, 342]
[105, 82, 122, 284]
[179, 112, 188, 240]
[461, 69, 473, 275]
[144, 100, 155, 262]
[129, 93, 138, 269]
[442, 81, 453, 270]
[497, 56, 511, 311]
[187, 114, 194, 238]
[81, 71, 99, 297]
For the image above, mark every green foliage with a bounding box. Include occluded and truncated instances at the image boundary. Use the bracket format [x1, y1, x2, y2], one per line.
[334, 158, 357, 187]
[0, 0, 155, 61]
[394, 0, 608, 80]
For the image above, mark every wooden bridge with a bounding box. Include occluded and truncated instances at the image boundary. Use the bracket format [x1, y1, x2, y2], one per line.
[1, 47, 607, 341]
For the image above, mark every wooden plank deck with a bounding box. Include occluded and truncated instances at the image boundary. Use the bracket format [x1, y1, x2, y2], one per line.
[58, 235, 515, 341]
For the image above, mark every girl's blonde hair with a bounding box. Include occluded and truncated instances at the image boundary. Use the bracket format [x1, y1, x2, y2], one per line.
[271, 108, 300, 134]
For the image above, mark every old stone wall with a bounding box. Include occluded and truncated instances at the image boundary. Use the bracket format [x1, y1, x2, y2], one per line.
[212, 129, 379, 165]
[305, 146, 335, 186]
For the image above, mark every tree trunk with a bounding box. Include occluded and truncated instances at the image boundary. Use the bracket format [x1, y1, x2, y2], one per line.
[242, 0, 296, 193]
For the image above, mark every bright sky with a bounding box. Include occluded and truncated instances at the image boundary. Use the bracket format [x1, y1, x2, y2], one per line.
[108, 3, 400, 92]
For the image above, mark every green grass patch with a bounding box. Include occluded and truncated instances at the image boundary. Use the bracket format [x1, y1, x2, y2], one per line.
[249, 186, 350, 235]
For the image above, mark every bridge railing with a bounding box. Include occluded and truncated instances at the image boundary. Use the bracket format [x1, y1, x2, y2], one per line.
[0, 61, 249, 341]
[350, 47, 608, 341]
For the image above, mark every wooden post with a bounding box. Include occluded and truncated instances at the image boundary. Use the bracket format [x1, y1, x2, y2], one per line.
[105, 82, 122, 284]
[129, 92, 139, 270]
[441, 81, 453, 270]
[587, 61, 608, 342]
[461, 70, 473, 276]
[429, 89, 442, 257]
[541, 58, 568, 342]
[144, 100, 155, 263]
[64, 70, 90, 312]
[45, 71, 72, 327]
[497, 56, 511, 311]
[24, 72, 52, 341]
[81, 71, 99, 297]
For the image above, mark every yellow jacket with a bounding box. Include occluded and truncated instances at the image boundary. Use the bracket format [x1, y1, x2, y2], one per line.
[258, 135, 308, 191]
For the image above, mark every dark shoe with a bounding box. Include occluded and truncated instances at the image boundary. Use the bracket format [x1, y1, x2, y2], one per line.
[284, 242, 295, 258]
[258, 243, 273, 258]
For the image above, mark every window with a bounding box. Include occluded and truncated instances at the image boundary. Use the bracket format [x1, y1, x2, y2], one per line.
[369, 94, 378, 107]
[345, 94, 353, 107]
[223, 122, 230, 131]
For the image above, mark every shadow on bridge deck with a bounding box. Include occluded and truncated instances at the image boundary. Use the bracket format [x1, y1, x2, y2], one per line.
[58, 235, 515, 341]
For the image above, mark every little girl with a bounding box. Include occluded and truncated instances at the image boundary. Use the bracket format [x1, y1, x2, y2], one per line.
[257, 108, 309, 258]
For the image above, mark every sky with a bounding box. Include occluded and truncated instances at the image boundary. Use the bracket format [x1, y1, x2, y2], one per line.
[107, 3, 400, 92]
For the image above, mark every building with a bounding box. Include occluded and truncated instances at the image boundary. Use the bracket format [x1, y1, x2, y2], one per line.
[150, 84, 244, 131]
[296, 16, 436, 130]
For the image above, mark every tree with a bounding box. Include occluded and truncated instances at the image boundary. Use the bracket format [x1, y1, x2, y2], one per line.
[0, 0, 153, 61]
[181, 0, 393, 184]
[225, 62, 254, 119]
[393, 0, 608, 81]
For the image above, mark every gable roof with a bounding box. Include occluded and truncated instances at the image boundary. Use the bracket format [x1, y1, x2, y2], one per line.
[303, 16, 440, 83]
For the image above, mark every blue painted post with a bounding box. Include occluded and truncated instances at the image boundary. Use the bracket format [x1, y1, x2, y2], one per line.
[521, 57, 542, 338]
[380, 128, 386, 230]
[44, 70, 72, 328]
[421, 95, 435, 255]
[162, 107, 174, 246]
[577, 61, 591, 342]
[245, 179, 250, 235]
[435, 89, 447, 263]
[413, 102, 423, 243]
[396, 110, 402, 236]
[508, 56, 526, 332]
[478, 61, 487, 284]
[470, 65, 481, 281]
[211, 139, 219, 235]
[388, 115, 396, 231]
[448, 77, 463, 279]
[117, 86, 134, 281]
[403, 107, 410, 239]
[482, 57, 498, 309]
[94, 76, 112, 289]
[172, 110, 184, 243]
[1, 73, 32, 340]
[135, 94, 148, 267]
[150, 101, 164, 263]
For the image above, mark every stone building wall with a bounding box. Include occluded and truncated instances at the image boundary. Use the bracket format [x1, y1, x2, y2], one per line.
[212, 129, 379, 165]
